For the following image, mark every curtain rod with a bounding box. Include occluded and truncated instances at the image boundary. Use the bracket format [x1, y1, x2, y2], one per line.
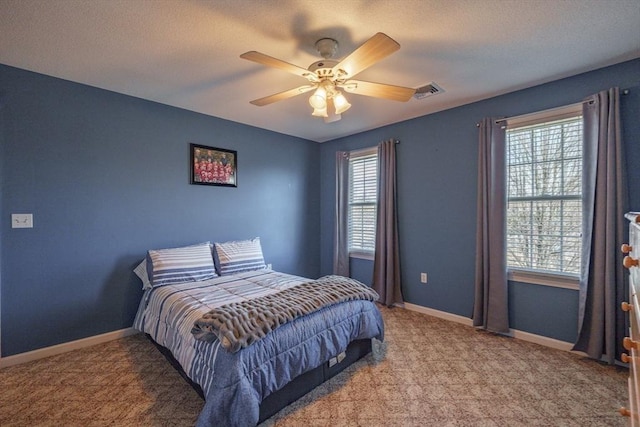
[342, 140, 400, 157]
[475, 88, 630, 127]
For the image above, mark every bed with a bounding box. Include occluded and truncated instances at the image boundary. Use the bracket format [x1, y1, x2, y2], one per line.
[132, 239, 385, 427]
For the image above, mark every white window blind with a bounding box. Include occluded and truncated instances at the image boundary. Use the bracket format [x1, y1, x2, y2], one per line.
[348, 148, 378, 255]
[506, 112, 583, 276]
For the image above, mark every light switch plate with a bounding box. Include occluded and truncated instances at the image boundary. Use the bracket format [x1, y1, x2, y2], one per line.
[12, 213, 33, 228]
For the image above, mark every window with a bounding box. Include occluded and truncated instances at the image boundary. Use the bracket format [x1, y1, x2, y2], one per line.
[506, 105, 583, 280]
[348, 147, 378, 257]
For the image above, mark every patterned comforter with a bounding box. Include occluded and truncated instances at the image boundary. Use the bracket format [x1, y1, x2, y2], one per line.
[133, 270, 385, 427]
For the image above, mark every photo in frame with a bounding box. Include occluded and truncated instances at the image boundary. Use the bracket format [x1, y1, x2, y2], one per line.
[190, 143, 237, 187]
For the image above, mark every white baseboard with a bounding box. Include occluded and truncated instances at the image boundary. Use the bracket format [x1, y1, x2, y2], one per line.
[401, 302, 574, 352]
[0, 327, 138, 368]
[401, 302, 474, 326]
[510, 328, 574, 352]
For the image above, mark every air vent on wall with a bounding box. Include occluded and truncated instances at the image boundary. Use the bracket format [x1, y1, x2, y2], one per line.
[413, 82, 444, 100]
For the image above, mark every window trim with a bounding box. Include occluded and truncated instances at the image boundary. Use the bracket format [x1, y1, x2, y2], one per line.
[349, 251, 375, 261]
[505, 103, 583, 289]
[508, 268, 580, 290]
[505, 102, 582, 129]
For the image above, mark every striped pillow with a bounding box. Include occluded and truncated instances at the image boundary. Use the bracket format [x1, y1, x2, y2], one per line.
[146, 242, 217, 287]
[214, 238, 266, 276]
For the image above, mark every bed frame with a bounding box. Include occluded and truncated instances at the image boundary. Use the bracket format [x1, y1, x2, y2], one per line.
[149, 336, 372, 423]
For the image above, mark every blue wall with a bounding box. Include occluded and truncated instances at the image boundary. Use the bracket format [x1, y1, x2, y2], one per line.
[1, 59, 638, 357]
[0, 65, 320, 356]
[320, 59, 640, 342]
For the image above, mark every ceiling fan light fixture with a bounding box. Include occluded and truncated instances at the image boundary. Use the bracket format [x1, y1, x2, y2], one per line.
[308, 86, 327, 109]
[312, 106, 328, 117]
[324, 98, 341, 123]
[333, 91, 351, 114]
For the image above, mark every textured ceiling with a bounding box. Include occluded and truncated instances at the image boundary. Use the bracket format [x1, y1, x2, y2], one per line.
[1, 0, 639, 142]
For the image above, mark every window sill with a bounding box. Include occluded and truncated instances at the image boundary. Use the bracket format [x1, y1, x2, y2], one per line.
[508, 269, 579, 290]
[349, 252, 374, 261]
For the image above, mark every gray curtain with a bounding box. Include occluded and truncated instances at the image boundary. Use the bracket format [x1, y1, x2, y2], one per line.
[373, 139, 403, 306]
[333, 151, 350, 276]
[473, 118, 509, 334]
[573, 88, 628, 364]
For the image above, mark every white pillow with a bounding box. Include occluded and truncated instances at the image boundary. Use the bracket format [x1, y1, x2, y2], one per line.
[134, 260, 152, 290]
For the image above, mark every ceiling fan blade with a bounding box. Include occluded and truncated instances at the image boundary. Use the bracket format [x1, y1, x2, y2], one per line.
[332, 33, 400, 79]
[249, 85, 316, 106]
[340, 80, 415, 102]
[240, 51, 317, 82]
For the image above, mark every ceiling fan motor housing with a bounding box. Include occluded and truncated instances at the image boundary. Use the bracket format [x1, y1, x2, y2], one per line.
[307, 59, 339, 78]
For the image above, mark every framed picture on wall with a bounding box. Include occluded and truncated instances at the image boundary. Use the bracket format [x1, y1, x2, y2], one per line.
[190, 143, 237, 187]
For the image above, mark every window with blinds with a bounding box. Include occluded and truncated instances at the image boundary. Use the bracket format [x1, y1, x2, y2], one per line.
[506, 110, 583, 276]
[348, 148, 378, 256]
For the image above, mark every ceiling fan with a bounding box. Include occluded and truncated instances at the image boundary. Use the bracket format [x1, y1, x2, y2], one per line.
[240, 32, 415, 122]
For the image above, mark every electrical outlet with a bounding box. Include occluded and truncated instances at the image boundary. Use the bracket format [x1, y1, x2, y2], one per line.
[420, 273, 427, 283]
[12, 213, 33, 228]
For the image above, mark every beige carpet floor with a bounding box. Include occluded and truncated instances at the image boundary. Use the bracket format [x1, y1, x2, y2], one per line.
[0, 306, 629, 426]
